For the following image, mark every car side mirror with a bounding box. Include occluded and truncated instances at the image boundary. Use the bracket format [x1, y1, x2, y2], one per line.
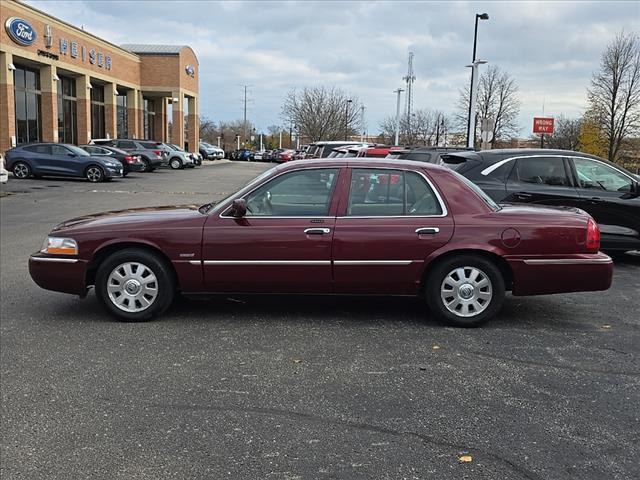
[67, 153, 77, 157]
[230, 198, 247, 218]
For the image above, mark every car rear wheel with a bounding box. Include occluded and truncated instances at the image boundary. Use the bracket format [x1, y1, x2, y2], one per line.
[141, 158, 154, 172]
[170, 158, 183, 170]
[425, 255, 505, 327]
[95, 248, 176, 322]
[12, 161, 31, 179]
[85, 165, 104, 183]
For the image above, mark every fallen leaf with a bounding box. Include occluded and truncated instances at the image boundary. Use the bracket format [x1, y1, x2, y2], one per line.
[458, 455, 473, 463]
[432, 345, 441, 350]
[601, 325, 612, 330]
[293, 359, 302, 363]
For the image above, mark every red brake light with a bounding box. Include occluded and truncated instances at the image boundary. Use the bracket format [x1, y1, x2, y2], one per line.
[124, 155, 134, 163]
[153, 150, 162, 156]
[586, 218, 600, 253]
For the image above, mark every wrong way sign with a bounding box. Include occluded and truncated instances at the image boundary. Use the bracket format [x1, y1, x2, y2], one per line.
[533, 117, 554, 134]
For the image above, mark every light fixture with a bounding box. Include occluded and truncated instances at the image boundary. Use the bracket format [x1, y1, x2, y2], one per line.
[466, 59, 488, 67]
[477, 12, 489, 20]
[8, 63, 16, 71]
[52, 73, 60, 81]
[114, 89, 119, 96]
[172, 97, 179, 103]
[87, 84, 93, 90]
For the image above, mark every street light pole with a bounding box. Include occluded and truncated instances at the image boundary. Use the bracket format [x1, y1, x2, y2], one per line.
[394, 88, 404, 146]
[467, 59, 487, 149]
[466, 12, 489, 149]
[344, 99, 352, 141]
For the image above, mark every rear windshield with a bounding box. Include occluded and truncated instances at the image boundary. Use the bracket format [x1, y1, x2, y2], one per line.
[139, 141, 160, 149]
[440, 154, 472, 171]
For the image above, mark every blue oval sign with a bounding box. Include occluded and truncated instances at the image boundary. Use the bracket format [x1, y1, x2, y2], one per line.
[185, 64, 195, 77]
[5, 17, 37, 46]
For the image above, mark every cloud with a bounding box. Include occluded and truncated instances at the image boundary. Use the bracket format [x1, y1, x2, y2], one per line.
[26, 0, 640, 135]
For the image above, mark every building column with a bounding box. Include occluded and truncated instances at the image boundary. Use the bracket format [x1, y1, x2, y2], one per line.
[75, 75, 91, 145]
[154, 97, 167, 142]
[126, 89, 139, 139]
[104, 82, 118, 139]
[137, 91, 144, 138]
[170, 91, 184, 147]
[0, 52, 16, 153]
[187, 96, 198, 153]
[39, 64, 58, 143]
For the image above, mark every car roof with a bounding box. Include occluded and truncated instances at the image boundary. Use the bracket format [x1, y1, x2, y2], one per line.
[276, 157, 450, 172]
[445, 148, 607, 163]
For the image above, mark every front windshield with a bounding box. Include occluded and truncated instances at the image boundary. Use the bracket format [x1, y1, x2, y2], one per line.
[207, 165, 280, 214]
[67, 145, 90, 156]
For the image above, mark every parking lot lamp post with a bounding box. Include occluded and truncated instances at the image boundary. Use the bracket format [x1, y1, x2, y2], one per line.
[467, 59, 487, 148]
[394, 88, 404, 146]
[345, 99, 353, 141]
[217, 136, 221, 148]
[467, 12, 489, 148]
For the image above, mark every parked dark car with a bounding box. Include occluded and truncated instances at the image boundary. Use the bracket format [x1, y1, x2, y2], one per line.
[92, 139, 168, 172]
[5, 143, 123, 182]
[388, 146, 474, 163]
[230, 149, 254, 161]
[440, 149, 640, 252]
[307, 141, 362, 158]
[80, 145, 145, 176]
[29, 158, 612, 327]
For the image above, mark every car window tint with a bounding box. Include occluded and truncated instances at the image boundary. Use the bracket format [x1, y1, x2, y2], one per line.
[245, 168, 338, 216]
[405, 152, 433, 163]
[406, 172, 443, 215]
[139, 141, 159, 149]
[348, 169, 405, 216]
[573, 158, 633, 193]
[116, 140, 136, 149]
[51, 145, 70, 156]
[23, 145, 50, 154]
[513, 157, 569, 186]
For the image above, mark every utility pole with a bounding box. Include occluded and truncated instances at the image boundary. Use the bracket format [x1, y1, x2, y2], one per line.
[344, 99, 353, 141]
[403, 52, 416, 141]
[279, 131, 282, 149]
[360, 105, 366, 142]
[393, 88, 404, 145]
[239, 84, 252, 146]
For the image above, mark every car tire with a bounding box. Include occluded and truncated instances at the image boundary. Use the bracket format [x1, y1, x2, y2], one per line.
[170, 158, 183, 170]
[85, 165, 105, 183]
[424, 254, 505, 327]
[95, 248, 176, 322]
[12, 161, 31, 179]
[141, 158, 153, 172]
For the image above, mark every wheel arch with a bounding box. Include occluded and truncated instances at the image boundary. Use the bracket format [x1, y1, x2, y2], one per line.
[86, 241, 181, 291]
[420, 248, 514, 293]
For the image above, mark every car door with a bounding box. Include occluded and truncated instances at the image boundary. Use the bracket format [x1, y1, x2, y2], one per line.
[502, 156, 581, 207]
[332, 167, 454, 295]
[21, 144, 52, 174]
[569, 156, 640, 248]
[48, 144, 79, 176]
[201, 167, 343, 293]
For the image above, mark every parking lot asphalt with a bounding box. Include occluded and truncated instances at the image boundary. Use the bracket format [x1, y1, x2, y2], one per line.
[1, 162, 639, 480]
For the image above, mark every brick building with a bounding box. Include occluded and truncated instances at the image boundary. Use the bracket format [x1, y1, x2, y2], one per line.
[0, 0, 199, 154]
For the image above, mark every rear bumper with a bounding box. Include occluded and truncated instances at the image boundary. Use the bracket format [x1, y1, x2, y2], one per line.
[507, 252, 613, 296]
[29, 254, 88, 296]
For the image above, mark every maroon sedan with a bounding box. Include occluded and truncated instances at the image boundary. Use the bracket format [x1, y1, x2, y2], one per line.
[29, 159, 613, 327]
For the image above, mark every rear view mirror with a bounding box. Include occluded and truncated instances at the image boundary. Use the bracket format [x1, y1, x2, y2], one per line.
[230, 198, 247, 218]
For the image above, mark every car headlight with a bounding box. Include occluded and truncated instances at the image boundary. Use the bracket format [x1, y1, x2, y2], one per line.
[41, 237, 78, 255]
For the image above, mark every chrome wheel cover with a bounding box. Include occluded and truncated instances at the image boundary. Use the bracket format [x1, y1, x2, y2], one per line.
[14, 163, 29, 178]
[87, 167, 102, 182]
[440, 266, 493, 318]
[107, 262, 158, 313]
[170, 159, 181, 169]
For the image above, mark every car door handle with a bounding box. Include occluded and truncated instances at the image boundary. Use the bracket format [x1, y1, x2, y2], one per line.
[514, 192, 533, 200]
[304, 228, 331, 235]
[415, 227, 440, 235]
[589, 197, 605, 204]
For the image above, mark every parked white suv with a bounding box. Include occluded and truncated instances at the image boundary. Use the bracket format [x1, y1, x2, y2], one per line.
[165, 143, 196, 169]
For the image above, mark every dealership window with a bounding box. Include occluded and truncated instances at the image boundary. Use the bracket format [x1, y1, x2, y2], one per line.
[90, 84, 105, 140]
[116, 94, 127, 138]
[143, 98, 155, 140]
[57, 75, 77, 144]
[13, 65, 42, 144]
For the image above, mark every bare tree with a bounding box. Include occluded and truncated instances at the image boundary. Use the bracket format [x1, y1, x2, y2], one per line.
[588, 31, 640, 162]
[378, 115, 398, 144]
[379, 109, 453, 146]
[456, 65, 521, 147]
[537, 115, 582, 151]
[282, 86, 362, 141]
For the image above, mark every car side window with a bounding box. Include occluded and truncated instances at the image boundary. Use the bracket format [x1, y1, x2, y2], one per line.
[573, 158, 633, 193]
[23, 145, 51, 154]
[405, 171, 443, 215]
[512, 157, 569, 186]
[117, 140, 136, 149]
[243, 168, 339, 216]
[51, 145, 71, 156]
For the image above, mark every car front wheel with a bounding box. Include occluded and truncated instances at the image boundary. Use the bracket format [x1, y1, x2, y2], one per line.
[425, 255, 505, 327]
[86, 165, 105, 182]
[170, 158, 183, 170]
[95, 248, 176, 321]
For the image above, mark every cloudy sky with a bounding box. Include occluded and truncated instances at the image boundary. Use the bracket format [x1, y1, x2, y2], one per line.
[28, 0, 640, 136]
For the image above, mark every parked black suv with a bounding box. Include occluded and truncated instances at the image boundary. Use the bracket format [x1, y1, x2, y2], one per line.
[441, 149, 640, 252]
[388, 146, 473, 163]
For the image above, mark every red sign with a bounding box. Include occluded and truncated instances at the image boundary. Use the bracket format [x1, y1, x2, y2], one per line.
[533, 117, 554, 134]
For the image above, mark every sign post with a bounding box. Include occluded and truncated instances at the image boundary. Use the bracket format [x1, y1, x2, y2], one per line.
[533, 117, 554, 148]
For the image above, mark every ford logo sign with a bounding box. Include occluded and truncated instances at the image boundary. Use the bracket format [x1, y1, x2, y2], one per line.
[185, 64, 195, 77]
[5, 17, 37, 46]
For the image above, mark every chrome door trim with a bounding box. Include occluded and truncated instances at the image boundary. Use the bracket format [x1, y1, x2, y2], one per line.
[30, 257, 78, 264]
[304, 228, 331, 234]
[523, 258, 612, 265]
[415, 227, 440, 234]
[202, 260, 332, 265]
[333, 260, 414, 265]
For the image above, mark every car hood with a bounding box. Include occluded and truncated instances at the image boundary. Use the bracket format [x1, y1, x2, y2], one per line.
[52, 205, 206, 233]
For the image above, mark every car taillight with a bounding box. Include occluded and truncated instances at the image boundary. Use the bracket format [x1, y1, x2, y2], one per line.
[154, 150, 162, 156]
[124, 155, 135, 163]
[586, 218, 600, 253]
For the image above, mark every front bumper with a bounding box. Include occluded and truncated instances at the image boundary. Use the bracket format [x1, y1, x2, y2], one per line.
[29, 254, 89, 296]
[104, 165, 124, 178]
[507, 252, 613, 296]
